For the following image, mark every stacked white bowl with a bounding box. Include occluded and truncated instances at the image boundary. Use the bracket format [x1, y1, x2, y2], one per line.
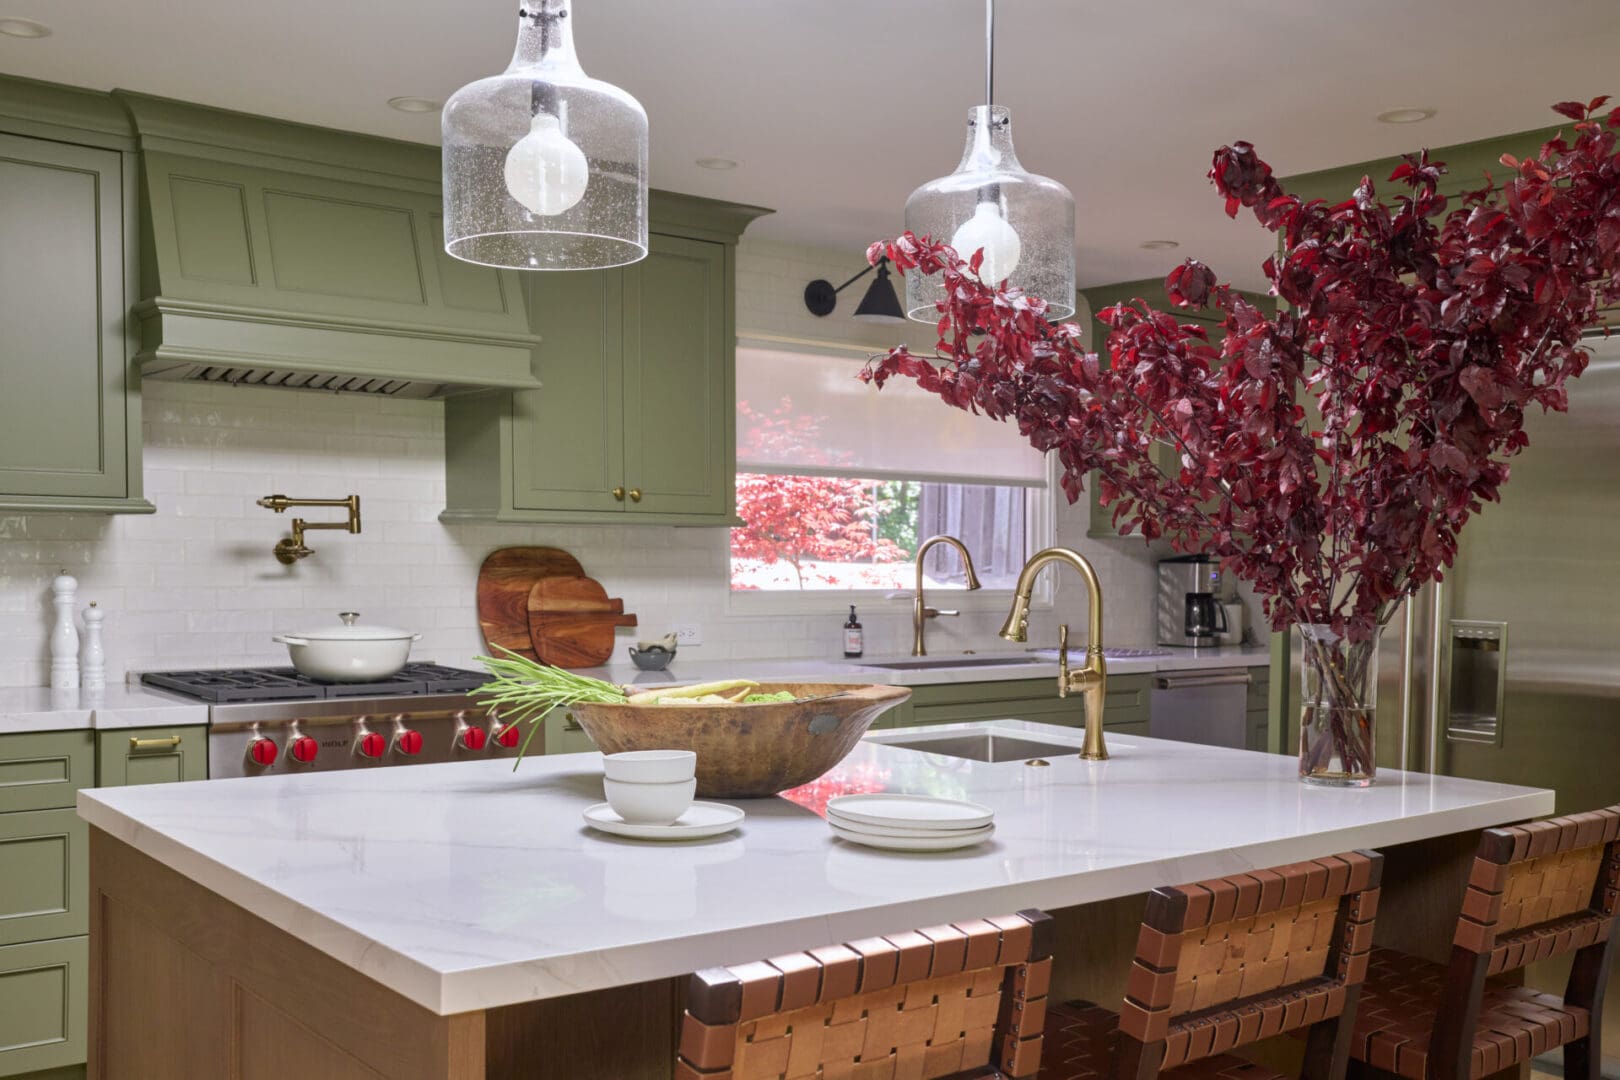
[602, 750, 697, 826]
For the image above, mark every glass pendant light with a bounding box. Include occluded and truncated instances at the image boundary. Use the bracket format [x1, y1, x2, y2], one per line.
[443, 0, 647, 271]
[903, 0, 1075, 320]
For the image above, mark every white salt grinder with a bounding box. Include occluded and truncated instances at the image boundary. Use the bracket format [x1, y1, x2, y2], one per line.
[82, 601, 106, 692]
[50, 570, 79, 690]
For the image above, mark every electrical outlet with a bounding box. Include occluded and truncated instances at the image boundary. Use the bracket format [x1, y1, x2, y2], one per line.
[674, 623, 703, 646]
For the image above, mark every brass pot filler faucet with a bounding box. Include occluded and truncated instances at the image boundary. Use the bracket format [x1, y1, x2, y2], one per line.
[999, 546, 1110, 761]
[256, 494, 362, 565]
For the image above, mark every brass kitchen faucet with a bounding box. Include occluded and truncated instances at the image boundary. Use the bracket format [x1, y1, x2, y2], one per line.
[256, 494, 361, 565]
[911, 535, 982, 656]
[999, 547, 1109, 760]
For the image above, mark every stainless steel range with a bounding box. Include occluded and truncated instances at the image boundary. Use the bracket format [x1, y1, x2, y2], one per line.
[141, 663, 530, 778]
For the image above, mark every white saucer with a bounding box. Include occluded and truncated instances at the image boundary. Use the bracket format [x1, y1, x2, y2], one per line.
[826, 793, 995, 831]
[583, 801, 744, 840]
[829, 821, 994, 852]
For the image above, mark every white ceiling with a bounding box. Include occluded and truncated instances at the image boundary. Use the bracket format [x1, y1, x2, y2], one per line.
[5, 0, 1619, 289]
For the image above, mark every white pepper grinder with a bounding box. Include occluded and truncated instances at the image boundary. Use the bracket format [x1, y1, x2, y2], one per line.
[82, 601, 106, 692]
[50, 570, 79, 690]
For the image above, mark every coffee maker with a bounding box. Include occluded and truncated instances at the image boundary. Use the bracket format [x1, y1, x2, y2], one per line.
[1157, 554, 1229, 647]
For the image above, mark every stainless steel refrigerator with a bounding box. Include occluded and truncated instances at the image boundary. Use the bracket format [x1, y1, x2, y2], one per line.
[1281, 331, 1620, 1069]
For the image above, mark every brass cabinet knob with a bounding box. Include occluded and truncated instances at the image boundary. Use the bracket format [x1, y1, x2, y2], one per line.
[629, 489, 642, 502]
[612, 486, 625, 501]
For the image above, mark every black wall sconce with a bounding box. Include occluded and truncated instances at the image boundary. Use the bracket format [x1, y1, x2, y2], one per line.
[803, 256, 907, 324]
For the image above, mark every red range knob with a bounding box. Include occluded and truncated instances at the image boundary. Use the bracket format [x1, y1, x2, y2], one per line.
[248, 737, 278, 767]
[357, 732, 387, 759]
[396, 729, 424, 756]
[460, 726, 488, 751]
[289, 736, 319, 764]
[494, 724, 521, 749]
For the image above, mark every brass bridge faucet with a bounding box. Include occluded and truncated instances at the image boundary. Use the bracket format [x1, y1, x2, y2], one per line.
[999, 546, 1109, 760]
[911, 535, 982, 656]
[256, 495, 361, 565]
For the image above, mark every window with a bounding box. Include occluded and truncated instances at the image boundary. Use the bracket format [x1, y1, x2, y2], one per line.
[730, 344, 1048, 593]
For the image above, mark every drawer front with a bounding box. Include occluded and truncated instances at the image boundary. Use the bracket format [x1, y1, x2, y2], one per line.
[544, 709, 598, 756]
[910, 696, 1077, 728]
[0, 732, 94, 814]
[0, 811, 86, 947]
[1102, 673, 1152, 728]
[1246, 667, 1271, 711]
[0, 936, 88, 1077]
[905, 678, 1063, 710]
[95, 726, 207, 788]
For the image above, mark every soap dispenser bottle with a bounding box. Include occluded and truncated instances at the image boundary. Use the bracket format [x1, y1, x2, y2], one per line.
[843, 605, 864, 658]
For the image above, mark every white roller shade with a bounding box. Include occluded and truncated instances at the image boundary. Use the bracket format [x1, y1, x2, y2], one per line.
[735, 344, 1048, 486]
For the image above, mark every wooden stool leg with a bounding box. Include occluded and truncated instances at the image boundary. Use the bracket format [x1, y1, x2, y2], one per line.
[1301, 984, 1360, 1080]
[1564, 935, 1617, 1080]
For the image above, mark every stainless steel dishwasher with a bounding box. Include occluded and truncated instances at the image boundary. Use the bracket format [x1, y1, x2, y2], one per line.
[1149, 669, 1252, 748]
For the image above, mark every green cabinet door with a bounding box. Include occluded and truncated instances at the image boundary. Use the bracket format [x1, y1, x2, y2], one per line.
[0, 733, 94, 816]
[0, 133, 144, 512]
[95, 727, 207, 788]
[0, 936, 88, 1078]
[543, 708, 598, 756]
[622, 234, 732, 518]
[0, 810, 87, 947]
[511, 269, 627, 514]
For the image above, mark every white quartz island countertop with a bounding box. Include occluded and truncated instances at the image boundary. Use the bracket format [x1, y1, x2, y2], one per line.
[77, 720, 1552, 1016]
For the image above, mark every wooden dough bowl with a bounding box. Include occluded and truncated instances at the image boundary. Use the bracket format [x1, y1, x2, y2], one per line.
[567, 683, 912, 798]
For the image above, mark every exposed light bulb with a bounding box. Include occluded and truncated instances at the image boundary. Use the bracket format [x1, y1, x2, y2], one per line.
[503, 112, 589, 216]
[951, 201, 1021, 284]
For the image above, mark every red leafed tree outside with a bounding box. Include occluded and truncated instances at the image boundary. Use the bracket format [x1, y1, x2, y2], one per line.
[731, 399, 906, 589]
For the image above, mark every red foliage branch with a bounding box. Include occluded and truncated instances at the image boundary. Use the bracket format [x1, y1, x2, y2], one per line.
[863, 99, 1620, 641]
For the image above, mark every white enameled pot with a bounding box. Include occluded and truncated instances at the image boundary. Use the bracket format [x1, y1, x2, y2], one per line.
[273, 612, 421, 682]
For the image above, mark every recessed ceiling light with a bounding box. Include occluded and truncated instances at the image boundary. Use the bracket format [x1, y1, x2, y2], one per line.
[386, 96, 441, 114]
[1377, 107, 1437, 125]
[0, 16, 52, 38]
[1140, 239, 1180, 251]
[695, 157, 738, 171]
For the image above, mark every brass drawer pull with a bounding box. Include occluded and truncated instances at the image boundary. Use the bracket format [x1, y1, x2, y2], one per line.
[612, 486, 626, 501]
[628, 488, 642, 502]
[129, 735, 183, 752]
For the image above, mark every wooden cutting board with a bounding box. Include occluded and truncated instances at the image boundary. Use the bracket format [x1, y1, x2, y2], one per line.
[526, 576, 638, 668]
[476, 547, 586, 660]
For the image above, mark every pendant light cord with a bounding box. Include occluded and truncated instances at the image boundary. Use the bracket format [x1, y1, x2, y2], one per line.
[984, 0, 995, 107]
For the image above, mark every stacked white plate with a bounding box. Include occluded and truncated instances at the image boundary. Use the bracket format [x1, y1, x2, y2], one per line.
[825, 794, 996, 852]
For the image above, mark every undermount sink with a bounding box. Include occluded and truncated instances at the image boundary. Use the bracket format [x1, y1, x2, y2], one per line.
[858, 656, 1043, 671]
[874, 731, 1082, 763]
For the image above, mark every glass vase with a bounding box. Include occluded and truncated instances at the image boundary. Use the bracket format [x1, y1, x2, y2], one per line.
[1297, 624, 1379, 786]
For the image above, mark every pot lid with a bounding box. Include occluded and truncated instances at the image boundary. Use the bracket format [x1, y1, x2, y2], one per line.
[288, 612, 416, 642]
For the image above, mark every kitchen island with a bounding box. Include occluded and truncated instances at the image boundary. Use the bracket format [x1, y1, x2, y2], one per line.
[76, 720, 1552, 1079]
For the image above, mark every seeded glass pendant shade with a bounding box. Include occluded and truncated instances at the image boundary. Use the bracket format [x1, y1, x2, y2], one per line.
[903, 1, 1075, 321]
[443, 0, 647, 270]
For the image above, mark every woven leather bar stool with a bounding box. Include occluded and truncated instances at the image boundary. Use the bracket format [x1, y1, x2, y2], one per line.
[1349, 806, 1620, 1080]
[676, 908, 1054, 1079]
[1041, 850, 1385, 1080]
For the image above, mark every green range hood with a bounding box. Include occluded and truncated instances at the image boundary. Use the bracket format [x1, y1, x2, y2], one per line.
[121, 92, 541, 398]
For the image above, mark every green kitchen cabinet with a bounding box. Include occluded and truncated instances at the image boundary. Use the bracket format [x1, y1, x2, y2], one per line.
[443, 194, 770, 526]
[94, 726, 207, 788]
[0, 732, 94, 816]
[0, 936, 88, 1078]
[543, 709, 599, 756]
[1246, 665, 1272, 752]
[880, 675, 1153, 733]
[0, 129, 149, 515]
[0, 811, 87, 947]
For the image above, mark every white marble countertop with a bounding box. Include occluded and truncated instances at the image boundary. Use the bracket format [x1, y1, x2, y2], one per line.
[574, 643, 1271, 690]
[0, 683, 206, 735]
[78, 718, 1550, 1016]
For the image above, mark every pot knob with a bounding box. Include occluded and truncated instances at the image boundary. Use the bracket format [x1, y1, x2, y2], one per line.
[395, 729, 424, 756]
[493, 723, 521, 749]
[460, 725, 488, 752]
[248, 737, 278, 767]
[357, 732, 386, 759]
[289, 736, 319, 764]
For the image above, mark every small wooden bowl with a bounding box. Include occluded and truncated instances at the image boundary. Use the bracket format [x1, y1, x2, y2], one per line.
[567, 682, 912, 798]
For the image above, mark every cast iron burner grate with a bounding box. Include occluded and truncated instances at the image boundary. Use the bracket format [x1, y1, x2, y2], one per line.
[141, 663, 488, 704]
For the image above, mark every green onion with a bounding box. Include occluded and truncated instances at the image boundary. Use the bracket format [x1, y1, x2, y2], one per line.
[471, 646, 628, 769]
